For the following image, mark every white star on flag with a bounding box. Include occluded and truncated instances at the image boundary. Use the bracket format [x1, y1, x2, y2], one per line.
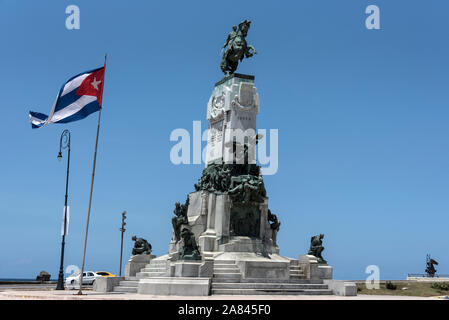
[91, 77, 101, 90]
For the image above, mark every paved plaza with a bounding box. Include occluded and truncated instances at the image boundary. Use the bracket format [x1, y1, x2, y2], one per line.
[0, 289, 438, 300]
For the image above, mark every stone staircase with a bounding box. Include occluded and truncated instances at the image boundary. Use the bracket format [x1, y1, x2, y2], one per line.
[213, 260, 242, 281]
[114, 259, 169, 293]
[211, 278, 333, 295]
[113, 258, 333, 296]
[211, 259, 332, 295]
[113, 277, 139, 293]
[289, 260, 305, 279]
[136, 259, 168, 279]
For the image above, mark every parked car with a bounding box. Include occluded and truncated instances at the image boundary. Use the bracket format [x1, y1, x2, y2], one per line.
[95, 271, 116, 277]
[65, 271, 101, 287]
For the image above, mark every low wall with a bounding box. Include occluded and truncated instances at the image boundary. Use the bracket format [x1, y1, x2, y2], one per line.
[323, 280, 357, 296]
[93, 277, 124, 292]
[406, 277, 449, 282]
[138, 277, 211, 296]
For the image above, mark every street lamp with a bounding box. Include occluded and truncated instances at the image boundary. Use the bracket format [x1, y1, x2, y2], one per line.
[56, 129, 71, 290]
[119, 211, 127, 276]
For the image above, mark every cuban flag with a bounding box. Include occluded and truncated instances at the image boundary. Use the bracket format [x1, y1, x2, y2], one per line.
[29, 66, 105, 128]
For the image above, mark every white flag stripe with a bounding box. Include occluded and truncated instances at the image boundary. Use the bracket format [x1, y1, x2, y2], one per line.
[60, 73, 90, 97]
[49, 95, 97, 123]
[42, 93, 60, 128]
[29, 114, 44, 126]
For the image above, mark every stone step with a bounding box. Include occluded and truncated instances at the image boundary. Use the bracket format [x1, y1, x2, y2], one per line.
[212, 288, 333, 295]
[214, 266, 240, 271]
[146, 262, 167, 268]
[113, 286, 138, 293]
[142, 267, 166, 272]
[213, 273, 242, 279]
[212, 283, 329, 290]
[119, 280, 139, 287]
[202, 251, 215, 258]
[212, 278, 323, 284]
[214, 269, 240, 277]
[147, 260, 168, 265]
[290, 276, 306, 279]
[137, 271, 166, 278]
[290, 269, 302, 273]
[289, 266, 301, 270]
[214, 263, 239, 268]
[213, 260, 236, 265]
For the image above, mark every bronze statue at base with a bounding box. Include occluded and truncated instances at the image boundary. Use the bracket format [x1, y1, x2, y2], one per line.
[131, 235, 152, 255]
[308, 234, 327, 264]
[179, 228, 201, 261]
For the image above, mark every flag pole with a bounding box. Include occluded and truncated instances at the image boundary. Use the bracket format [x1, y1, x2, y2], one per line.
[77, 54, 107, 295]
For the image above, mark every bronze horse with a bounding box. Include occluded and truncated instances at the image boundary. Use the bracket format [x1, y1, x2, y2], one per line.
[220, 20, 257, 75]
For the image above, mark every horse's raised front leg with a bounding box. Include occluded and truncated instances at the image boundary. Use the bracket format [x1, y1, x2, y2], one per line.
[246, 45, 257, 57]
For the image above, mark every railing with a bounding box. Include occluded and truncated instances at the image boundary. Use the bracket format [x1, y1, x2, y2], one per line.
[407, 273, 449, 278]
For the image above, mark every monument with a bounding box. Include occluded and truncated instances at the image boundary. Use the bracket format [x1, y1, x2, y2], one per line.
[425, 254, 438, 278]
[101, 20, 356, 296]
[407, 254, 449, 281]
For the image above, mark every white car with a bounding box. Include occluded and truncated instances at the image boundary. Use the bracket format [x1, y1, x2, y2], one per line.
[65, 271, 101, 288]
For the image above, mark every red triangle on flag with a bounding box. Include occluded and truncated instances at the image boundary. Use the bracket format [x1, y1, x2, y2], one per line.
[76, 67, 105, 106]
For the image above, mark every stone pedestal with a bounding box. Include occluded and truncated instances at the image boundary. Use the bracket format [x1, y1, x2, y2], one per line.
[323, 280, 357, 296]
[206, 73, 260, 165]
[93, 276, 125, 292]
[171, 190, 277, 258]
[125, 254, 155, 278]
[238, 259, 289, 279]
[198, 234, 217, 252]
[174, 261, 202, 277]
[298, 254, 333, 280]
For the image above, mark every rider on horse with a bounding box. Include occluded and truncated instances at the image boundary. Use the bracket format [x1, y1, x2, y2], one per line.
[220, 20, 257, 75]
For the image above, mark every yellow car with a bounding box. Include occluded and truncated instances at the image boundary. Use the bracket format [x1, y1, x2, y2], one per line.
[95, 271, 116, 277]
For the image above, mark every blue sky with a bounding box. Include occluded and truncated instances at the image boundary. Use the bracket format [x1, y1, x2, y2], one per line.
[0, 0, 448, 280]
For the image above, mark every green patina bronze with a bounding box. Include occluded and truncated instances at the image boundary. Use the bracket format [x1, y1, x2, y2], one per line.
[194, 162, 265, 204]
[179, 228, 202, 260]
[220, 19, 257, 75]
[308, 234, 327, 264]
[194, 141, 265, 204]
[267, 210, 281, 245]
[131, 235, 152, 255]
[191, 141, 267, 238]
[172, 196, 189, 242]
[230, 202, 260, 238]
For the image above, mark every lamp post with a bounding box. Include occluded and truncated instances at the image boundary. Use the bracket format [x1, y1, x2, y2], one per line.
[119, 211, 127, 276]
[56, 129, 71, 290]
